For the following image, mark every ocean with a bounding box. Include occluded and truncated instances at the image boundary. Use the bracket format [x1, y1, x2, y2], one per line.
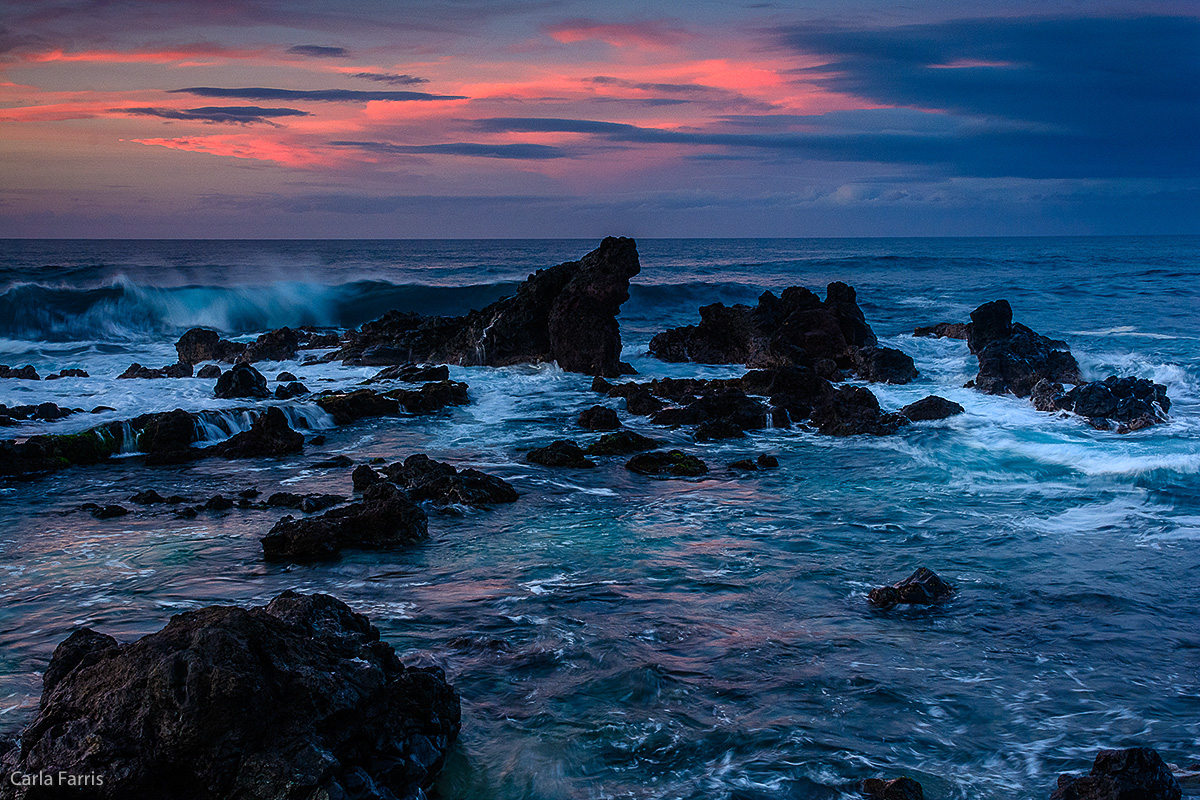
[1, 237, 1198, 798]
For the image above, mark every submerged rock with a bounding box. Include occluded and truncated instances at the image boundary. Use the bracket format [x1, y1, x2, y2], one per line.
[262, 482, 428, 561]
[366, 363, 451, 383]
[214, 363, 270, 399]
[527, 440, 595, 468]
[913, 322, 968, 339]
[626, 450, 708, 477]
[868, 567, 954, 608]
[861, 776, 924, 799]
[1051, 747, 1181, 800]
[899, 395, 965, 422]
[336, 238, 640, 377]
[195, 364, 221, 379]
[0, 591, 460, 799]
[385, 454, 518, 507]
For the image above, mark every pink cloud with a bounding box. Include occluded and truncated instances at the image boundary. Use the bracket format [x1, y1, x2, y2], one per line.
[545, 19, 691, 49]
[23, 43, 267, 64]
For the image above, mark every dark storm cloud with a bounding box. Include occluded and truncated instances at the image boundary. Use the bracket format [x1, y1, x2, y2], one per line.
[329, 140, 570, 160]
[117, 106, 309, 124]
[349, 72, 429, 85]
[772, 15, 1200, 178]
[285, 44, 349, 58]
[169, 87, 466, 101]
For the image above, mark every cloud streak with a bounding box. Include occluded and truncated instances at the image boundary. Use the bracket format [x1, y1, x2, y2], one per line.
[169, 87, 467, 102]
[286, 44, 348, 58]
[329, 140, 570, 160]
[117, 106, 310, 124]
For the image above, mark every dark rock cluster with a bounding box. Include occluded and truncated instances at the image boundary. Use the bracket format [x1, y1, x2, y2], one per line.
[648, 282, 917, 384]
[333, 237, 641, 377]
[0, 402, 80, 425]
[1033, 375, 1171, 432]
[965, 299, 1081, 397]
[1051, 747, 1182, 800]
[263, 482, 428, 561]
[117, 361, 192, 379]
[0, 364, 40, 380]
[0, 591, 460, 800]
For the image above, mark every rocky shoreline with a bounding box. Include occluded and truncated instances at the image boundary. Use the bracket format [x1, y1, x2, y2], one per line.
[0, 238, 1187, 798]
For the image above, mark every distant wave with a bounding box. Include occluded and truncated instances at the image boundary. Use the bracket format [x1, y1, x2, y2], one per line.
[0, 276, 775, 342]
[0, 278, 518, 342]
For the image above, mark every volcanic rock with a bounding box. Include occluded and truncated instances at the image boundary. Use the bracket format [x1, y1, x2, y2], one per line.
[0, 591, 459, 800]
[352, 464, 383, 491]
[242, 326, 299, 362]
[648, 282, 878, 371]
[810, 385, 907, 436]
[262, 482, 429, 561]
[0, 365, 40, 380]
[1052, 747, 1181, 800]
[214, 363, 269, 399]
[274, 381, 309, 399]
[388, 380, 469, 414]
[626, 450, 708, 477]
[211, 407, 304, 459]
[965, 299, 1082, 397]
[335, 238, 640, 377]
[174, 328, 246, 365]
[913, 322, 968, 339]
[853, 346, 918, 384]
[317, 389, 401, 424]
[585, 430, 661, 456]
[384, 454, 518, 507]
[366, 363, 451, 383]
[196, 364, 221, 379]
[527, 440, 595, 468]
[578, 405, 621, 430]
[899, 396, 965, 422]
[868, 567, 954, 608]
[861, 776, 924, 799]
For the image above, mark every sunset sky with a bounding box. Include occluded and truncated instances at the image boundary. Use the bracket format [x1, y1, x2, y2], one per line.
[1, 1, 1196, 238]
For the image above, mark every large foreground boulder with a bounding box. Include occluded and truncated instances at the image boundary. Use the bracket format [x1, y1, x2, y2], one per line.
[1051, 747, 1181, 800]
[0, 591, 460, 800]
[336, 237, 640, 377]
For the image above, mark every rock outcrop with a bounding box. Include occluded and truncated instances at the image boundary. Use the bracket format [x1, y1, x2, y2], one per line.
[647, 282, 916, 384]
[626, 450, 708, 477]
[527, 440, 595, 468]
[1033, 375, 1171, 432]
[384, 454, 519, 507]
[899, 395, 965, 422]
[117, 361, 193, 379]
[861, 776, 924, 799]
[214, 363, 270, 399]
[211, 407, 304, 459]
[262, 482, 428, 561]
[1051, 747, 1181, 800]
[176, 327, 300, 366]
[585, 430, 661, 455]
[334, 238, 640, 377]
[965, 300, 1081, 397]
[868, 567, 954, 608]
[0, 591, 459, 800]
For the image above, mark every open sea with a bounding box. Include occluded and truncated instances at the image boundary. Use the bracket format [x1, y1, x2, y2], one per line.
[1, 237, 1198, 799]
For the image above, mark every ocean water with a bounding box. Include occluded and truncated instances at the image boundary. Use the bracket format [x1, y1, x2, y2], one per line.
[1, 237, 1198, 799]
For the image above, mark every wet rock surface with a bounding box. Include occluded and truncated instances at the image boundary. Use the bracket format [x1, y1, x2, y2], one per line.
[0, 591, 460, 800]
[211, 407, 304, 459]
[578, 404, 621, 430]
[262, 482, 429, 561]
[214, 363, 270, 399]
[335, 238, 640, 377]
[900, 395, 965, 422]
[626, 449, 708, 477]
[384, 454, 519, 507]
[966, 299, 1082, 397]
[868, 567, 954, 608]
[585, 430, 661, 455]
[861, 776, 924, 799]
[1052, 747, 1182, 800]
[527, 440, 595, 468]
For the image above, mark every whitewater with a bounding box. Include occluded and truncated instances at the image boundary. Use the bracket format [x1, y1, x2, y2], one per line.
[1, 237, 1198, 799]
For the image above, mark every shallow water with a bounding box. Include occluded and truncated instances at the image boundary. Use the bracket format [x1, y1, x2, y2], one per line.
[2, 237, 1198, 798]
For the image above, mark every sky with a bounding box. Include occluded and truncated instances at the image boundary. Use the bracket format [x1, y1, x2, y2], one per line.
[0, 0, 1197, 238]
